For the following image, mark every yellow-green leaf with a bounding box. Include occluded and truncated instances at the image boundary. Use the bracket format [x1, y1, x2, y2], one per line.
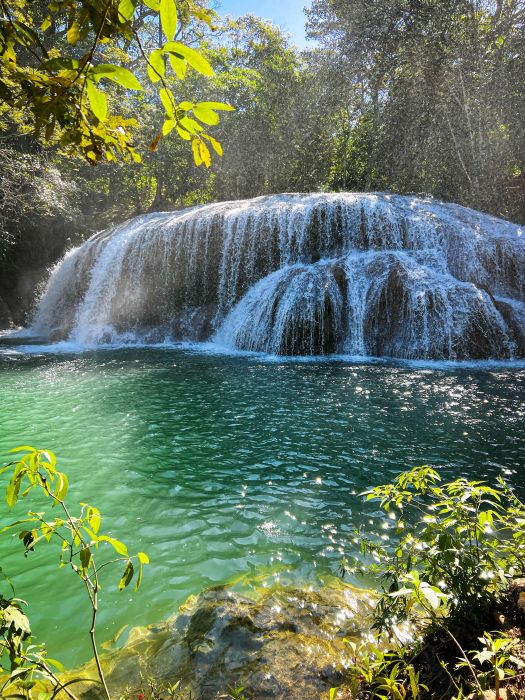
[176, 125, 191, 140]
[199, 139, 211, 168]
[160, 0, 177, 41]
[94, 65, 142, 91]
[197, 101, 235, 111]
[192, 138, 202, 166]
[179, 116, 203, 134]
[193, 106, 219, 125]
[118, 560, 134, 590]
[168, 53, 186, 79]
[67, 21, 81, 45]
[203, 134, 223, 156]
[147, 49, 165, 83]
[40, 450, 56, 468]
[118, 0, 136, 22]
[162, 118, 176, 136]
[53, 471, 69, 502]
[87, 80, 108, 122]
[6, 479, 21, 509]
[99, 536, 128, 556]
[159, 87, 174, 114]
[87, 507, 101, 534]
[164, 41, 213, 76]
[79, 546, 91, 573]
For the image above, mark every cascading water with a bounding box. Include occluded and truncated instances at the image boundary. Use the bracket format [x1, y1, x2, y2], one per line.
[30, 193, 525, 360]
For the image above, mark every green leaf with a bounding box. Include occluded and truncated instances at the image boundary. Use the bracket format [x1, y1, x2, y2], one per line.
[193, 106, 219, 125]
[159, 87, 174, 114]
[118, 0, 136, 23]
[53, 471, 69, 502]
[119, 560, 134, 590]
[168, 53, 186, 79]
[93, 65, 142, 91]
[197, 101, 235, 111]
[164, 41, 214, 76]
[99, 536, 128, 556]
[143, 0, 160, 9]
[137, 551, 149, 564]
[160, 0, 178, 41]
[148, 49, 165, 83]
[419, 583, 444, 610]
[9, 446, 36, 454]
[45, 658, 65, 672]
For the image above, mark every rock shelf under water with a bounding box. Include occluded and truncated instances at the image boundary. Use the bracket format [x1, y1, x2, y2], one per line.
[72, 579, 378, 700]
[31, 193, 525, 359]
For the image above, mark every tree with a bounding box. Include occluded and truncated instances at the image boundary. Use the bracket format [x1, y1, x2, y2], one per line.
[0, 0, 233, 165]
[306, 0, 525, 222]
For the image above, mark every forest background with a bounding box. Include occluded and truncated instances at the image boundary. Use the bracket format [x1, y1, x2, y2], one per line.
[0, 0, 524, 326]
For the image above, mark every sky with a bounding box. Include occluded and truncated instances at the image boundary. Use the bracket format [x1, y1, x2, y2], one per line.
[217, 0, 312, 48]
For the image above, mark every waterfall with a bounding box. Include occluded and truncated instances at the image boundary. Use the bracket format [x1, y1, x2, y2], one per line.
[30, 193, 525, 360]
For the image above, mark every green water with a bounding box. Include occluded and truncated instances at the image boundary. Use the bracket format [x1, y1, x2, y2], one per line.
[0, 341, 524, 667]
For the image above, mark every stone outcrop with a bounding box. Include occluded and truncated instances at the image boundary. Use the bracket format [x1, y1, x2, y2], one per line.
[75, 582, 376, 700]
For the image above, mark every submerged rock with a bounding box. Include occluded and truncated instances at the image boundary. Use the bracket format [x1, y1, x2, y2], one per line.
[75, 582, 375, 700]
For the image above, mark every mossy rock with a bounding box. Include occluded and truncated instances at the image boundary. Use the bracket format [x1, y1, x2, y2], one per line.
[70, 580, 375, 700]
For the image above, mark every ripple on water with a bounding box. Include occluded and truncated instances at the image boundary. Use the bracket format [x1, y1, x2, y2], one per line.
[0, 343, 524, 666]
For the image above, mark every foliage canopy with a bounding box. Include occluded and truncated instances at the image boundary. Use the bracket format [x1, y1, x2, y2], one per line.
[0, 0, 233, 164]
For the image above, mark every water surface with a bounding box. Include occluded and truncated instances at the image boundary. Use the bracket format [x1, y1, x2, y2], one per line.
[0, 340, 524, 666]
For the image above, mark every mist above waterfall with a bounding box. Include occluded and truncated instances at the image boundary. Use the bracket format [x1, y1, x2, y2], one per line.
[31, 193, 525, 360]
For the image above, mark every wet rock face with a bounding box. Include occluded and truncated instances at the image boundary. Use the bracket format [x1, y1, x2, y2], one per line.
[77, 584, 374, 700]
[29, 193, 525, 359]
[0, 296, 12, 329]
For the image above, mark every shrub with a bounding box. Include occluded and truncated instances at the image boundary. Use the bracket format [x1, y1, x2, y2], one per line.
[0, 446, 149, 700]
[336, 466, 525, 699]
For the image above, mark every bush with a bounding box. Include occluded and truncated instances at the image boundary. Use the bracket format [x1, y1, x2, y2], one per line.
[336, 466, 525, 699]
[0, 446, 149, 700]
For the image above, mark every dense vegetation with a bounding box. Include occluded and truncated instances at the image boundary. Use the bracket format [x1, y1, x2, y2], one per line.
[0, 0, 523, 326]
[338, 466, 525, 699]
